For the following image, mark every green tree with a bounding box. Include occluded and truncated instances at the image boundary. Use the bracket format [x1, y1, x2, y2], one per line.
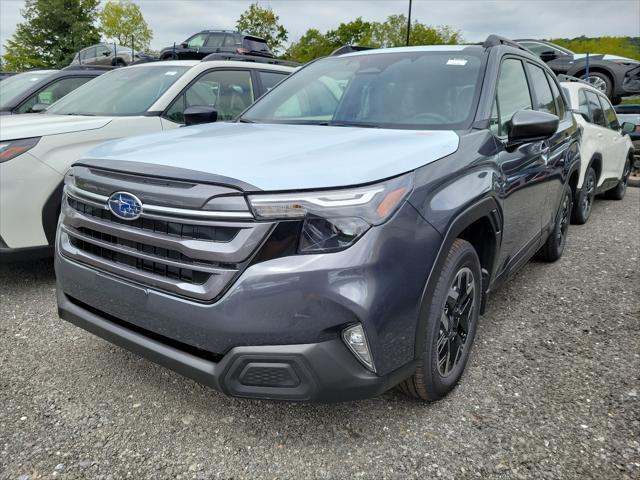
[236, 2, 288, 55]
[98, 0, 153, 50]
[2, 0, 100, 71]
[371, 14, 461, 48]
[284, 29, 335, 63]
[327, 18, 375, 46]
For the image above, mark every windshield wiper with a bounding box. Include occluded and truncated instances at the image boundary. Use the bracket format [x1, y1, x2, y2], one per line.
[238, 118, 255, 123]
[63, 112, 97, 116]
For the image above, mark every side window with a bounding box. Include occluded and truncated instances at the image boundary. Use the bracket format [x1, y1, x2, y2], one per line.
[164, 69, 254, 124]
[546, 72, 566, 119]
[80, 47, 96, 61]
[495, 58, 533, 136]
[16, 77, 93, 113]
[600, 96, 620, 130]
[96, 45, 111, 58]
[187, 33, 207, 48]
[577, 89, 592, 122]
[527, 63, 556, 115]
[520, 42, 549, 56]
[204, 33, 225, 48]
[258, 71, 288, 93]
[584, 90, 607, 127]
[223, 34, 236, 47]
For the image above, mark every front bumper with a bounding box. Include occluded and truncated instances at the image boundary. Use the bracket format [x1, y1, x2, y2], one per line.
[57, 289, 416, 402]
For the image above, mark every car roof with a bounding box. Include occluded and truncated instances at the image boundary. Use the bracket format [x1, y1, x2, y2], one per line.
[124, 59, 294, 72]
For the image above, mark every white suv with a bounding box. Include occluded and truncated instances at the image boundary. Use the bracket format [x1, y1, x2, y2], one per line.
[561, 81, 635, 224]
[0, 58, 294, 259]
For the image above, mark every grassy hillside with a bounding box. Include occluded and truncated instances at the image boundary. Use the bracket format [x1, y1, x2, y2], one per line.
[550, 36, 640, 60]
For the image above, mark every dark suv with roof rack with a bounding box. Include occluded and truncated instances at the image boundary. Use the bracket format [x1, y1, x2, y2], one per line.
[56, 35, 581, 403]
[159, 30, 272, 61]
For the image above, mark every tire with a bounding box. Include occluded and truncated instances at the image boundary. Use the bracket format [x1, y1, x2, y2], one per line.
[398, 239, 481, 402]
[571, 166, 596, 224]
[605, 156, 631, 200]
[536, 183, 572, 262]
[580, 71, 613, 98]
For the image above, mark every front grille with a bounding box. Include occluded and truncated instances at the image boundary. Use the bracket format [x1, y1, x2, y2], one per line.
[59, 180, 273, 301]
[69, 233, 211, 284]
[68, 197, 238, 242]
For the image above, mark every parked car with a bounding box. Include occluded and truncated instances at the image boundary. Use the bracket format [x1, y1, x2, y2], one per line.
[55, 36, 581, 403]
[516, 39, 640, 103]
[0, 57, 295, 260]
[614, 104, 640, 170]
[0, 66, 108, 115]
[560, 81, 635, 223]
[70, 43, 145, 67]
[159, 30, 272, 60]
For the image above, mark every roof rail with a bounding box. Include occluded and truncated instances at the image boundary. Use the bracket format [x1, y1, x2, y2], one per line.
[201, 53, 300, 67]
[330, 45, 376, 56]
[483, 35, 528, 52]
[62, 65, 116, 71]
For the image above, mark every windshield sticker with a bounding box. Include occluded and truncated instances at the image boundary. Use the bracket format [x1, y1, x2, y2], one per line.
[165, 71, 178, 76]
[446, 58, 468, 66]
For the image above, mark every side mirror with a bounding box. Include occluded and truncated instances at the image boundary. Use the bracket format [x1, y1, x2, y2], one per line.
[102, 51, 111, 56]
[621, 122, 636, 135]
[30, 103, 48, 113]
[540, 50, 558, 62]
[184, 106, 218, 126]
[508, 110, 559, 145]
[181, 42, 189, 49]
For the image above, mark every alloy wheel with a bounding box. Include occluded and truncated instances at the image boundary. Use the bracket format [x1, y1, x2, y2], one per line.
[582, 173, 595, 218]
[557, 192, 570, 246]
[437, 267, 475, 377]
[583, 75, 607, 93]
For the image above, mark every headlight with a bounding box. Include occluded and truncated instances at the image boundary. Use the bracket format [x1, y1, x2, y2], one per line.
[0, 137, 41, 163]
[248, 173, 413, 253]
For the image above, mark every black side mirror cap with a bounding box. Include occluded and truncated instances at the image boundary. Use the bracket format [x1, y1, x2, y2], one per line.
[508, 110, 559, 145]
[183, 106, 218, 126]
[181, 42, 189, 49]
[540, 50, 558, 61]
[30, 103, 48, 113]
[102, 51, 111, 56]
[621, 121, 636, 135]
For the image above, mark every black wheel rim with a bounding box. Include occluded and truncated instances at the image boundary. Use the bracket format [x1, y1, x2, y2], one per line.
[557, 192, 570, 246]
[437, 267, 475, 377]
[582, 172, 595, 217]
[621, 160, 631, 193]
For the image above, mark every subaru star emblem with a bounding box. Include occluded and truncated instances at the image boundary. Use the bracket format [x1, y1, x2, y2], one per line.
[108, 192, 143, 220]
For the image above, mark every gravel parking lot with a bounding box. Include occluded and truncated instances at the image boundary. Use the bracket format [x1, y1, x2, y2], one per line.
[1, 188, 638, 480]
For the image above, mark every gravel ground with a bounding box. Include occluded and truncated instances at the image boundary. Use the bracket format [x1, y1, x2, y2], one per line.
[1, 188, 638, 480]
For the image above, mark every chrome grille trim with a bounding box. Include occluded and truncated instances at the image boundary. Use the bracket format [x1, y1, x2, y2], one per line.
[62, 202, 271, 264]
[65, 184, 254, 220]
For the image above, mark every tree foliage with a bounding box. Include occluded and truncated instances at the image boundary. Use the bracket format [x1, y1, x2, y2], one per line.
[2, 0, 100, 71]
[550, 36, 640, 61]
[236, 2, 288, 55]
[285, 15, 461, 63]
[98, 0, 153, 51]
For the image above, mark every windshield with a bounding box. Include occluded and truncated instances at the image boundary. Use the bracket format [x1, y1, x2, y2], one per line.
[241, 50, 483, 129]
[47, 65, 189, 116]
[0, 71, 57, 109]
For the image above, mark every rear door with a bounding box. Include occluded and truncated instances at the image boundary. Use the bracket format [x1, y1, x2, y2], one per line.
[599, 94, 628, 180]
[492, 57, 548, 270]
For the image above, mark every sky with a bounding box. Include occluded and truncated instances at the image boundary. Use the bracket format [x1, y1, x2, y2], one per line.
[1, 0, 639, 55]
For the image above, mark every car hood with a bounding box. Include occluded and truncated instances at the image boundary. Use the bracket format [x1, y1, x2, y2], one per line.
[82, 122, 460, 191]
[0, 114, 112, 140]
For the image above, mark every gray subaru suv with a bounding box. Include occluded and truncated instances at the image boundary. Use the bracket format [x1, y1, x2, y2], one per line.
[56, 37, 581, 402]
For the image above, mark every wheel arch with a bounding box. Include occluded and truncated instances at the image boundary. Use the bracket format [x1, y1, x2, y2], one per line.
[42, 181, 64, 246]
[413, 196, 502, 358]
